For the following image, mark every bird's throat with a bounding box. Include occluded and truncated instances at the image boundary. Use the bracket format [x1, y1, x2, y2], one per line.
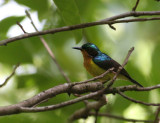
[81, 50, 92, 69]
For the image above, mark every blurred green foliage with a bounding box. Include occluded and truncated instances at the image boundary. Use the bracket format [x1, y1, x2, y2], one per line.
[0, 0, 160, 123]
[0, 16, 24, 39]
[53, 0, 82, 43]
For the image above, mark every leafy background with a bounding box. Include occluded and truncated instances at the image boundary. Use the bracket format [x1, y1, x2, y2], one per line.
[0, 0, 160, 123]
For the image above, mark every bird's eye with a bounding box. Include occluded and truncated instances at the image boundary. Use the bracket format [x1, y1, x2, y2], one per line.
[86, 47, 98, 57]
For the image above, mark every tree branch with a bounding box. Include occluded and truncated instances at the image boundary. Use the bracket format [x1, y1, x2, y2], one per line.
[72, 67, 114, 86]
[0, 83, 160, 116]
[89, 112, 153, 123]
[154, 106, 160, 123]
[1, 11, 160, 46]
[25, 10, 71, 83]
[0, 64, 19, 88]
[132, 0, 140, 11]
[19, 11, 70, 84]
[118, 90, 160, 106]
[16, 22, 26, 33]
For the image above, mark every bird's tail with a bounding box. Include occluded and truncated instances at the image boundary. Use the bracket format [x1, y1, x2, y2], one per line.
[129, 77, 143, 87]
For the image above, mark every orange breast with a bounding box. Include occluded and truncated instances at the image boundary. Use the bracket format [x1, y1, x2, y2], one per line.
[81, 50, 92, 71]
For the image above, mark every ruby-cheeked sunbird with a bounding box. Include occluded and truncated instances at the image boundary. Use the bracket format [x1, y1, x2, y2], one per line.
[73, 43, 143, 87]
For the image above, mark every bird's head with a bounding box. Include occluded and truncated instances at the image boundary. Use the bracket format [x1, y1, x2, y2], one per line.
[73, 43, 100, 58]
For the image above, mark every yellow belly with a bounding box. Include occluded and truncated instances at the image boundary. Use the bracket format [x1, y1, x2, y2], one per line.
[84, 58, 112, 81]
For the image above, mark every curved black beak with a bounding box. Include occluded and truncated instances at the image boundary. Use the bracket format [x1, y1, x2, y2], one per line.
[72, 47, 82, 50]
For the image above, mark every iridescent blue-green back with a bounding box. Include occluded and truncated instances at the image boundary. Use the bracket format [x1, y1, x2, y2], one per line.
[93, 53, 111, 62]
[93, 52, 131, 80]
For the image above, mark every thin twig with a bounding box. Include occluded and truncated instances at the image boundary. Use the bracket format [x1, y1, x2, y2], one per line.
[32, 98, 50, 107]
[106, 47, 134, 89]
[108, 24, 116, 30]
[132, 0, 140, 11]
[0, 64, 20, 88]
[16, 22, 27, 33]
[111, 17, 160, 24]
[118, 90, 160, 106]
[25, 10, 71, 83]
[1, 11, 160, 45]
[15, 11, 72, 106]
[94, 110, 99, 123]
[71, 67, 114, 86]
[154, 107, 160, 123]
[105, 84, 160, 94]
[89, 112, 153, 123]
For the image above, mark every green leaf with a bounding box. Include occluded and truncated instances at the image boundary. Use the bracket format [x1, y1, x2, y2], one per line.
[53, 0, 82, 43]
[15, 0, 49, 20]
[0, 16, 25, 39]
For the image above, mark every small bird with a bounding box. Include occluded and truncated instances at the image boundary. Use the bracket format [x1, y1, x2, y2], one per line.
[73, 43, 143, 87]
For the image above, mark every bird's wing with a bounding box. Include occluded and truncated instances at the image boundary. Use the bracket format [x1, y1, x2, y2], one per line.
[93, 53, 143, 87]
[93, 54, 130, 78]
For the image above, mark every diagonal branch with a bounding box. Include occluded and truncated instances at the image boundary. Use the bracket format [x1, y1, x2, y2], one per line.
[154, 106, 160, 123]
[16, 22, 26, 33]
[24, 10, 71, 83]
[111, 17, 160, 24]
[1, 11, 160, 46]
[72, 67, 114, 86]
[0, 64, 19, 88]
[89, 112, 153, 123]
[132, 0, 140, 11]
[118, 90, 160, 106]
